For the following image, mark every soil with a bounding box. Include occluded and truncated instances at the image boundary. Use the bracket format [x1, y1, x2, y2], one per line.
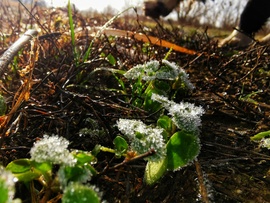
[0, 5, 270, 203]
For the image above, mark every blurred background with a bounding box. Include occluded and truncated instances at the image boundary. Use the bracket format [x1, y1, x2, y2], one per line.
[3, 0, 270, 33]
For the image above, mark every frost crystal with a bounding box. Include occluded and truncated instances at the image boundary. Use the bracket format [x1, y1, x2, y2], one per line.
[116, 119, 166, 161]
[124, 60, 160, 81]
[123, 60, 195, 90]
[0, 166, 17, 203]
[261, 138, 270, 149]
[30, 135, 76, 166]
[151, 93, 204, 132]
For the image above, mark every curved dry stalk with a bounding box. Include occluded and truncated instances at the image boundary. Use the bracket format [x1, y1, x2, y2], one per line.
[0, 29, 38, 77]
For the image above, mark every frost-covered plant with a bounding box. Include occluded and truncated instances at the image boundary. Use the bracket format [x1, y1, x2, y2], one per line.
[30, 135, 77, 166]
[0, 166, 19, 203]
[115, 97, 203, 185]
[116, 119, 166, 161]
[124, 59, 194, 90]
[123, 59, 195, 113]
[114, 93, 204, 184]
[103, 59, 204, 185]
[6, 135, 101, 203]
[151, 93, 204, 133]
[62, 182, 102, 203]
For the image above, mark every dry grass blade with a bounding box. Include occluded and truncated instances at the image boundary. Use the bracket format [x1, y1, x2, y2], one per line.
[103, 28, 198, 55]
[82, 27, 198, 55]
[0, 38, 39, 138]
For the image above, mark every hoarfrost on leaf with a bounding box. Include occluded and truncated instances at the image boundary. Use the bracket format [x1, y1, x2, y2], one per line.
[124, 59, 195, 90]
[30, 135, 76, 166]
[162, 60, 195, 90]
[116, 119, 166, 161]
[57, 165, 93, 189]
[0, 166, 17, 203]
[151, 93, 204, 133]
[124, 60, 160, 81]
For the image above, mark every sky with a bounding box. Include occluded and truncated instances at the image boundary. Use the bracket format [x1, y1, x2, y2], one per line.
[44, 0, 143, 12]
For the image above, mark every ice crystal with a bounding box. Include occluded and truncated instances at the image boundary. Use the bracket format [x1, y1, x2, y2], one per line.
[30, 135, 76, 166]
[116, 119, 166, 161]
[151, 93, 204, 132]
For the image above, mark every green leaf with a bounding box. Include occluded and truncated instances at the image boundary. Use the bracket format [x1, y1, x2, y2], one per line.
[68, 0, 79, 65]
[250, 130, 270, 141]
[166, 131, 200, 171]
[6, 159, 39, 182]
[143, 80, 171, 113]
[70, 151, 98, 177]
[143, 90, 163, 113]
[84, 164, 97, 177]
[91, 145, 101, 157]
[6, 159, 31, 173]
[106, 53, 116, 66]
[6, 159, 52, 183]
[72, 150, 97, 165]
[157, 115, 175, 136]
[31, 161, 52, 182]
[62, 182, 100, 203]
[0, 94, 7, 115]
[32, 161, 52, 174]
[113, 136, 128, 158]
[59, 165, 90, 185]
[0, 179, 9, 203]
[144, 157, 168, 185]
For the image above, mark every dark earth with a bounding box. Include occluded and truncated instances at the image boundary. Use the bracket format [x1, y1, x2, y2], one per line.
[0, 2, 270, 203]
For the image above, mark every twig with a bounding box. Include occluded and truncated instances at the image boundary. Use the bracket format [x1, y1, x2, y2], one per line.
[195, 159, 210, 203]
[0, 29, 38, 77]
[109, 149, 155, 170]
